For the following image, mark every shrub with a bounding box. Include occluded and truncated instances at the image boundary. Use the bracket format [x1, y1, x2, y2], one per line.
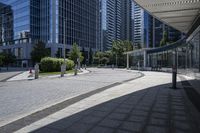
[40, 57, 74, 72]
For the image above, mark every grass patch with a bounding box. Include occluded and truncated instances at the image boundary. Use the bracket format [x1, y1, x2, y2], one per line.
[40, 70, 75, 76]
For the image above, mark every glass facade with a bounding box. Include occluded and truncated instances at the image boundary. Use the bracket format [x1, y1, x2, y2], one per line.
[58, 0, 100, 49]
[0, 0, 30, 45]
[186, 29, 200, 72]
[0, 0, 100, 65]
[133, 3, 153, 49]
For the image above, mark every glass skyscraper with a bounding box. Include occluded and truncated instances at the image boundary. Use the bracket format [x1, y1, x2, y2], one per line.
[133, 2, 181, 49]
[100, 0, 132, 51]
[133, 3, 153, 48]
[0, 0, 100, 66]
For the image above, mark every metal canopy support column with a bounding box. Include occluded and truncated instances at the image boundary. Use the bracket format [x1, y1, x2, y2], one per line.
[143, 50, 147, 69]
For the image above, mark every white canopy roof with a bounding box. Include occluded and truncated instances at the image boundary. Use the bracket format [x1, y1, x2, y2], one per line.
[134, 0, 200, 33]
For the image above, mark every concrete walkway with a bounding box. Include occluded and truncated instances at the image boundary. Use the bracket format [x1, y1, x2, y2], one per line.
[14, 71, 200, 133]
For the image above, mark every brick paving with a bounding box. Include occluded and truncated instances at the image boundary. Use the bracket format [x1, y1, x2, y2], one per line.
[0, 68, 141, 128]
[14, 72, 200, 133]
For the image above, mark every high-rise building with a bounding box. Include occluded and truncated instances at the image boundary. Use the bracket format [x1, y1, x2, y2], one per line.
[133, 3, 181, 49]
[120, 0, 132, 42]
[133, 3, 153, 48]
[100, 0, 133, 51]
[0, 0, 100, 66]
[101, 0, 121, 51]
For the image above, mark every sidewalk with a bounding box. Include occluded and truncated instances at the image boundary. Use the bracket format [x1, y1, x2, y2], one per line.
[14, 72, 200, 133]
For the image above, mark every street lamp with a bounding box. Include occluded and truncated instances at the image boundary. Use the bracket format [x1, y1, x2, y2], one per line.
[63, 19, 66, 63]
[61, 19, 67, 76]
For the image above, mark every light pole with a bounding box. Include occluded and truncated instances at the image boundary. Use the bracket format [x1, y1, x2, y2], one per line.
[63, 19, 66, 63]
[61, 19, 67, 76]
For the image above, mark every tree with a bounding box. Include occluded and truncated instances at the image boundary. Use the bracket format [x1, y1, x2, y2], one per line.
[69, 43, 84, 64]
[123, 40, 133, 52]
[160, 31, 168, 47]
[31, 41, 50, 63]
[0, 54, 4, 66]
[1, 52, 16, 70]
[111, 40, 133, 66]
[100, 57, 109, 65]
[93, 51, 103, 65]
[81, 47, 86, 64]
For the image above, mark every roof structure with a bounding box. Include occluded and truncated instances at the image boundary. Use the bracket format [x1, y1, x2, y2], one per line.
[133, 0, 200, 33]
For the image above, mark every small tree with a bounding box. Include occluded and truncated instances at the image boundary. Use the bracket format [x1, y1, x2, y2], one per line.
[81, 47, 86, 64]
[100, 57, 109, 65]
[69, 43, 84, 64]
[160, 31, 168, 47]
[0, 54, 4, 66]
[31, 41, 50, 63]
[1, 52, 16, 70]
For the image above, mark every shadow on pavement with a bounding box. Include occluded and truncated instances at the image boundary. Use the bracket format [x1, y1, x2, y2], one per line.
[31, 80, 200, 133]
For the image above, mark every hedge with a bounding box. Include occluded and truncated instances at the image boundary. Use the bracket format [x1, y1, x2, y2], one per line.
[40, 57, 74, 72]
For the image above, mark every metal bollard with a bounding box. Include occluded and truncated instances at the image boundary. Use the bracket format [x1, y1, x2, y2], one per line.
[61, 64, 66, 77]
[172, 66, 177, 89]
[34, 64, 39, 79]
[74, 65, 78, 76]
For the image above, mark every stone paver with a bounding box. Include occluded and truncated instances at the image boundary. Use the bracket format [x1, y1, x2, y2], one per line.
[14, 71, 200, 133]
[0, 71, 22, 82]
[0, 68, 141, 127]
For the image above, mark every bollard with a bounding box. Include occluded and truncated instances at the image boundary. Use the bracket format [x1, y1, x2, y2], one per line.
[171, 49, 177, 89]
[112, 64, 114, 70]
[29, 68, 32, 74]
[34, 64, 39, 79]
[85, 64, 87, 70]
[61, 64, 66, 77]
[172, 68, 177, 89]
[74, 65, 78, 76]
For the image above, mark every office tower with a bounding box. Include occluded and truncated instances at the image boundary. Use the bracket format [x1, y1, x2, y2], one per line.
[133, 3, 181, 49]
[0, 0, 100, 66]
[101, 0, 133, 51]
[121, 0, 132, 42]
[105, 0, 121, 50]
[133, 3, 153, 48]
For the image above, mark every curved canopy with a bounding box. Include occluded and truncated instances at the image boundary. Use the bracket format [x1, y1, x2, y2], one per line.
[134, 0, 200, 33]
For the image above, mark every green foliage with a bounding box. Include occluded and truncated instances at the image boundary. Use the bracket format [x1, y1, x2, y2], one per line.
[160, 31, 168, 47]
[81, 47, 86, 64]
[93, 51, 105, 65]
[112, 40, 133, 55]
[0, 54, 4, 66]
[112, 40, 133, 66]
[93, 40, 133, 66]
[40, 57, 74, 72]
[100, 57, 109, 65]
[0, 52, 16, 66]
[31, 41, 50, 63]
[69, 43, 84, 64]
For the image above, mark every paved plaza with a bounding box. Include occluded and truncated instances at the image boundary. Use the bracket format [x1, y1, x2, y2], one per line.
[0, 68, 141, 127]
[0, 69, 200, 133]
[0, 71, 22, 82]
